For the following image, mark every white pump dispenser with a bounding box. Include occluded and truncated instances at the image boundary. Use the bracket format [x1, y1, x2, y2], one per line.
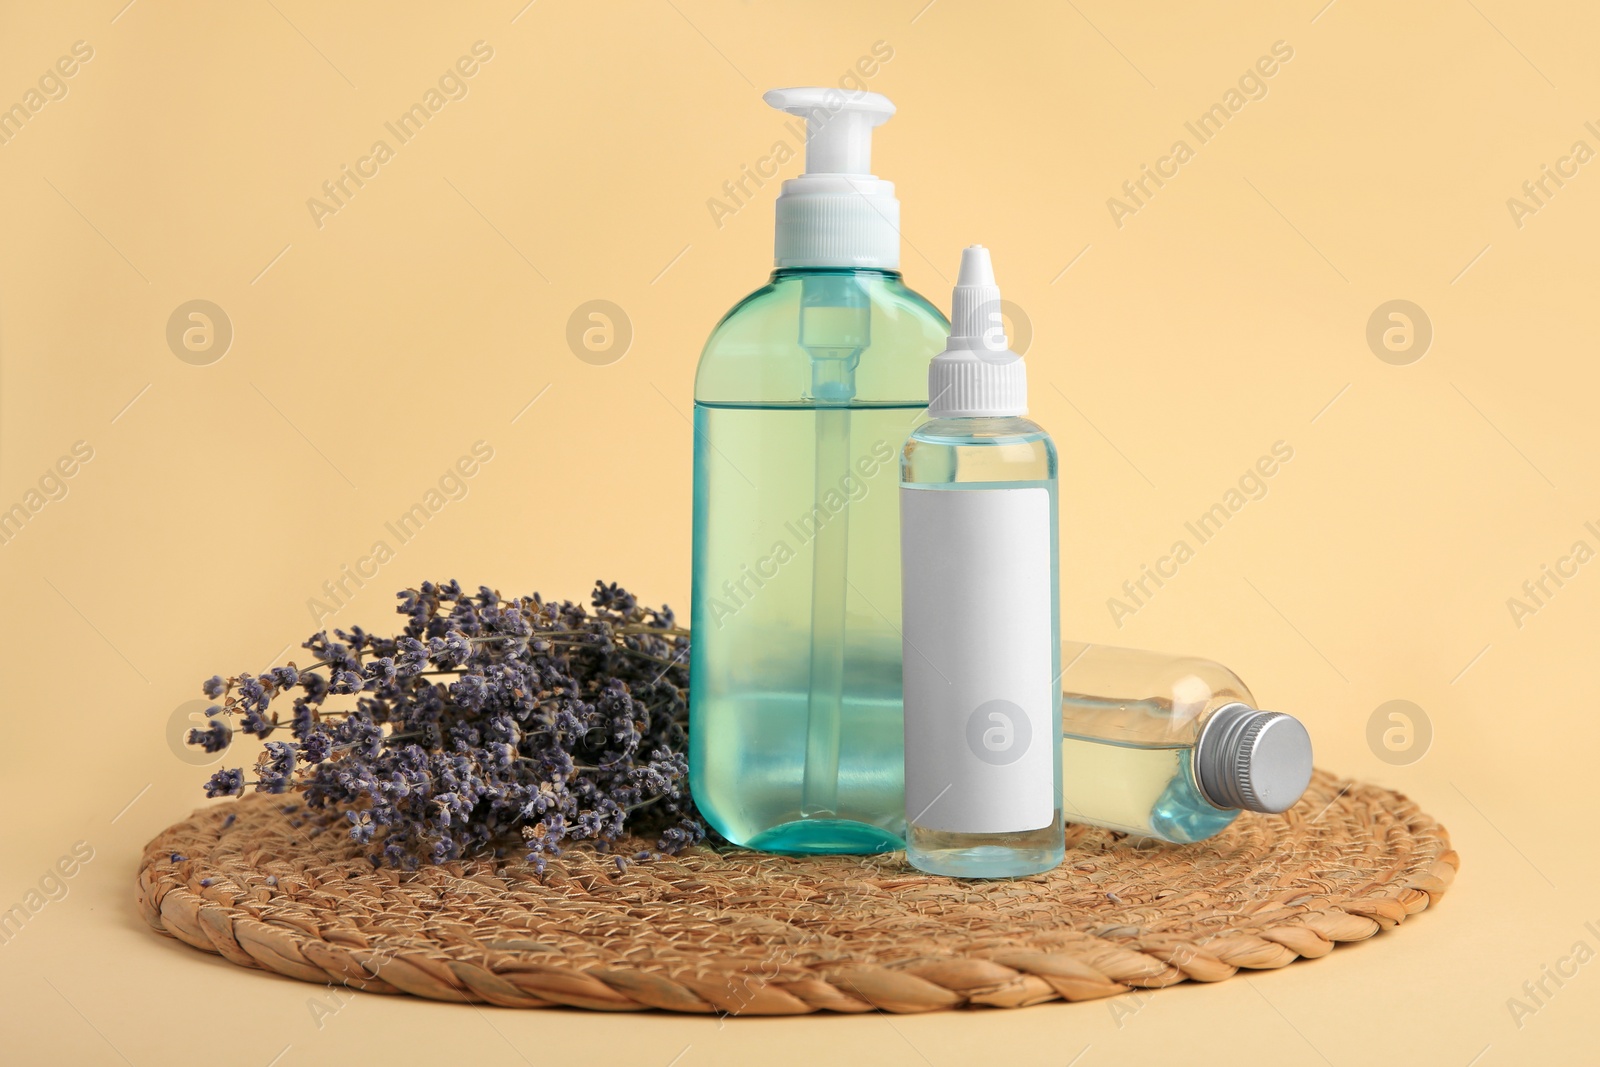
[763, 88, 900, 270]
[926, 245, 1027, 418]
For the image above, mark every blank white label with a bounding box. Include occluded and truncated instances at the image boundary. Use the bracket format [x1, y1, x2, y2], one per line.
[900, 485, 1055, 834]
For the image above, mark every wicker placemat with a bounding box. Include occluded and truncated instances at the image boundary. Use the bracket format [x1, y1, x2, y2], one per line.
[136, 769, 1456, 1014]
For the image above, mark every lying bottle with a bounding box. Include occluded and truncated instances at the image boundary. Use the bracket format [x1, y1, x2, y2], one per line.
[1058, 642, 1313, 843]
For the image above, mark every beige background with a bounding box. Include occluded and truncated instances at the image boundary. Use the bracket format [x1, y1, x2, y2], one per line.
[1, 1, 1596, 1063]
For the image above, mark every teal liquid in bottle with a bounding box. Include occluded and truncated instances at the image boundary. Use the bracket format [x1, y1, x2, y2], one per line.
[688, 89, 948, 853]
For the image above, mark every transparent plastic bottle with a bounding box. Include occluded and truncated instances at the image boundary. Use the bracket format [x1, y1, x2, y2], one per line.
[901, 247, 1064, 878]
[688, 89, 949, 854]
[1057, 642, 1314, 843]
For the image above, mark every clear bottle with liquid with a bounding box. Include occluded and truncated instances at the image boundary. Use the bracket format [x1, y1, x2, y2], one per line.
[901, 246, 1065, 878]
[688, 88, 949, 854]
[1058, 642, 1314, 843]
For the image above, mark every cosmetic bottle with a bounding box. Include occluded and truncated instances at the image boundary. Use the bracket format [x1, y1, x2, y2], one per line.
[1058, 642, 1314, 843]
[900, 246, 1064, 878]
[688, 88, 949, 854]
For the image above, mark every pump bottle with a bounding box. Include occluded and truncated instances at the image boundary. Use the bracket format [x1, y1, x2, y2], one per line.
[900, 246, 1065, 878]
[1058, 642, 1314, 843]
[688, 88, 949, 854]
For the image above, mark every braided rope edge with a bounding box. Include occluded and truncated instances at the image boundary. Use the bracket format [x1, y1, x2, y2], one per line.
[136, 808, 1457, 1014]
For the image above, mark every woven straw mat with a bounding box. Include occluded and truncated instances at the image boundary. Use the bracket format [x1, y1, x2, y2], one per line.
[137, 769, 1457, 1014]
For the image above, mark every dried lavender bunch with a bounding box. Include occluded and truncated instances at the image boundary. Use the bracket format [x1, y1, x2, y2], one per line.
[189, 580, 704, 872]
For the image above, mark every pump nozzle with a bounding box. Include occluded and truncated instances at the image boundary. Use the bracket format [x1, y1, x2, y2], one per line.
[763, 88, 895, 175]
[762, 87, 901, 269]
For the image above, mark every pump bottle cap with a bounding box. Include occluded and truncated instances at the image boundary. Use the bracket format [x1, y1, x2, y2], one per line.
[764, 88, 900, 270]
[1195, 703, 1315, 814]
[926, 245, 1027, 418]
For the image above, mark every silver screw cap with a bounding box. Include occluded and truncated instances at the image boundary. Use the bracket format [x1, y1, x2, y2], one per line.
[1196, 703, 1314, 814]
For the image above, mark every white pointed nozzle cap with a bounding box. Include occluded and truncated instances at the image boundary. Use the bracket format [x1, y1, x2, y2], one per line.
[763, 87, 901, 269]
[950, 245, 1004, 346]
[956, 244, 995, 286]
[927, 245, 1026, 419]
